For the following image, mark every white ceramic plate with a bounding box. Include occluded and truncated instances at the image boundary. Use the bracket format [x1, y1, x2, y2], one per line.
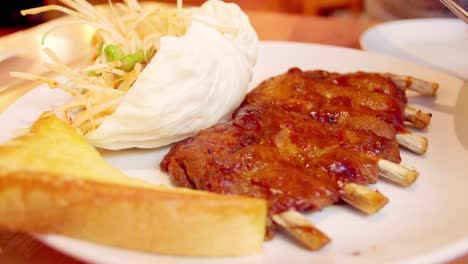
[360, 18, 468, 80]
[0, 50, 17, 63]
[1, 41, 467, 264]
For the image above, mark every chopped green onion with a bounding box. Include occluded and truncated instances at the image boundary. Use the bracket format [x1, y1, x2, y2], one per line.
[97, 42, 104, 57]
[119, 50, 145, 71]
[88, 70, 99, 77]
[104, 44, 124, 62]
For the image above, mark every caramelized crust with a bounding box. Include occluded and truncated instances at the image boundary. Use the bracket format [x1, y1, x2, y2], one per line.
[161, 68, 410, 237]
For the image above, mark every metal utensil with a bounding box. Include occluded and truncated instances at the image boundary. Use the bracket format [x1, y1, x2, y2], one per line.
[440, 0, 468, 24]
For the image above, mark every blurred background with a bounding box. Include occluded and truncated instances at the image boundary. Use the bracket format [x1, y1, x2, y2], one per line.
[0, 0, 467, 32]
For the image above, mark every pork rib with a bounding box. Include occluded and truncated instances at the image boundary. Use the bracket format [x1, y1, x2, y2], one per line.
[161, 68, 432, 239]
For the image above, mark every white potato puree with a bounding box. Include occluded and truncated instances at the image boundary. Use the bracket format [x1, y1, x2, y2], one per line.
[85, 1, 258, 149]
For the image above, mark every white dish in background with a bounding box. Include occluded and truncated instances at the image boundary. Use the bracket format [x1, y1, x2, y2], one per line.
[1, 41, 467, 264]
[360, 18, 468, 80]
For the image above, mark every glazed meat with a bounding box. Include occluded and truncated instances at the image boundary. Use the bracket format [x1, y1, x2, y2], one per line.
[161, 68, 422, 238]
[242, 68, 405, 162]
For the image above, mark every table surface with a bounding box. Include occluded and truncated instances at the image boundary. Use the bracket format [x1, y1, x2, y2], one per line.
[0, 8, 466, 264]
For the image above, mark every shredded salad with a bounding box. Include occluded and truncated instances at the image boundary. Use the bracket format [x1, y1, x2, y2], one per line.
[11, 0, 188, 135]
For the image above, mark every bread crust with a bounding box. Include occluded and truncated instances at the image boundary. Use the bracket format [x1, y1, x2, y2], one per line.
[0, 171, 267, 256]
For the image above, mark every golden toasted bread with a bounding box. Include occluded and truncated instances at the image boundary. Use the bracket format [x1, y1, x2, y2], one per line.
[0, 115, 267, 256]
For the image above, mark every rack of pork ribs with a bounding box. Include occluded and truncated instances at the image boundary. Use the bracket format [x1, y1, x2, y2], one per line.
[161, 68, 438, 249]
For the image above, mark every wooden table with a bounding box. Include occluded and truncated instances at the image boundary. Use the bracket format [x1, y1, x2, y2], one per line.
[0, 9, 466, 264]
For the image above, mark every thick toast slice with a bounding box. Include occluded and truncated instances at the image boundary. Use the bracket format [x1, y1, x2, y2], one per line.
[0, 115, 266, 256]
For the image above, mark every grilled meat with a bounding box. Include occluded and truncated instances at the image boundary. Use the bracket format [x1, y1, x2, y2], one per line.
[161, 68, 411, 238]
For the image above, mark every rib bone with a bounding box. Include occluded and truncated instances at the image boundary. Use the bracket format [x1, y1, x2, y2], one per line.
[272, 210, 330, 250]
[404, 106, 432, 129]
[341, 183, 389, 214]
[378, 159, 419, 187]
[385, 73, 439, 96]
[396, 133, 428, 155]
